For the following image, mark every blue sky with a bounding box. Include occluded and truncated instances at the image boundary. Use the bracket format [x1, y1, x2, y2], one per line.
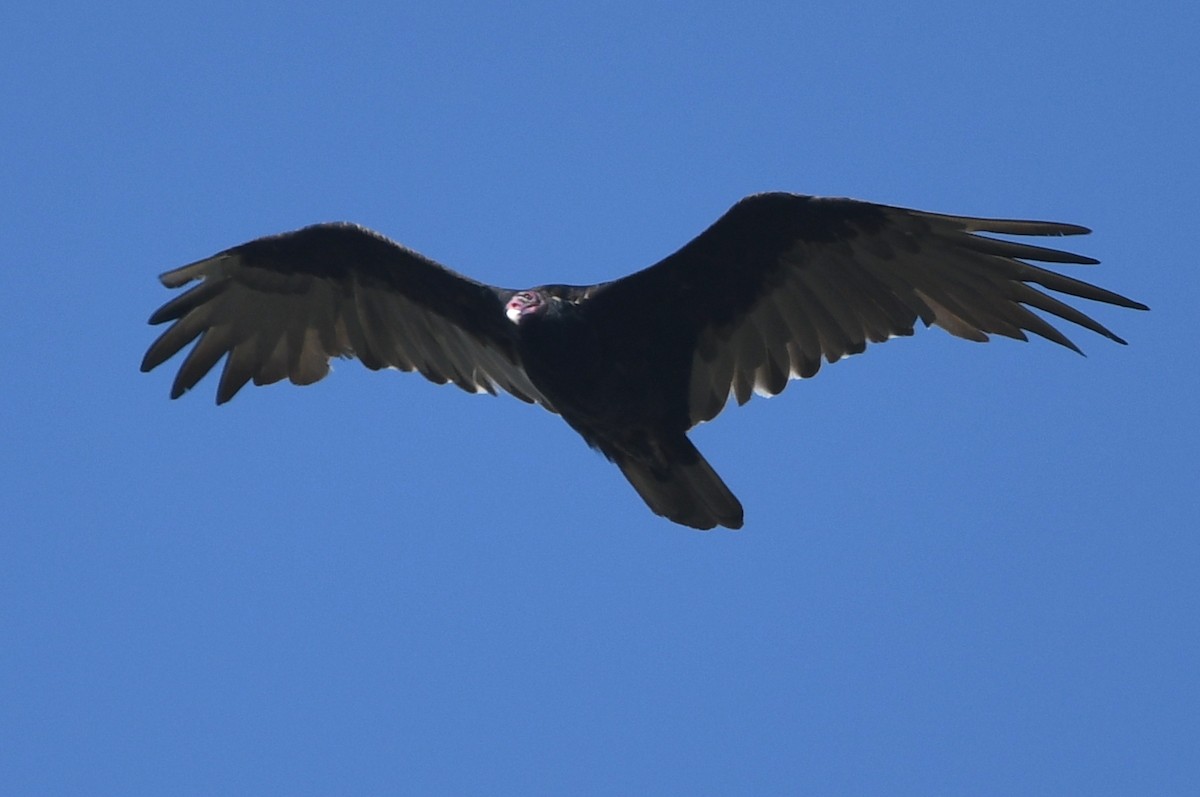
[3, 2, 1196, 793]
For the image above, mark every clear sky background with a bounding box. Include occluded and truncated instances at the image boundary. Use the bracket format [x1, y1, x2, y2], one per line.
[3, 2, 1196, 794]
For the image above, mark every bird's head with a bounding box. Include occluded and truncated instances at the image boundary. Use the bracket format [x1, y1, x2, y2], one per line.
[505, 290, 547, 324]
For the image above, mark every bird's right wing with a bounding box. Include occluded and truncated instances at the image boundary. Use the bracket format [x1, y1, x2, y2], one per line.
[141, 223, 550, 408]
[585, 193, 1147, 427]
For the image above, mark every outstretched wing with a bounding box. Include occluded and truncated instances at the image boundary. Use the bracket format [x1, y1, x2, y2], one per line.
[586, 193, 1147, 427]
[141, 223, 549, 407]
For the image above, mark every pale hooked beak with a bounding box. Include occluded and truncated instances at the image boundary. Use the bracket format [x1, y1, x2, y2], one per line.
[505, 300, 523, 324]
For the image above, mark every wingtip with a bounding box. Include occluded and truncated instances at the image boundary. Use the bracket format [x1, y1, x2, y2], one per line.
[1055, 223, 1092, 237]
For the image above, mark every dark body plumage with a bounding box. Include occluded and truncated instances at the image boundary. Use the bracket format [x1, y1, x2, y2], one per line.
[142, 193, 1147, 530]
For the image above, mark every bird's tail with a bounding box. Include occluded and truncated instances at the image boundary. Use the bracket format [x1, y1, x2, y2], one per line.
[613, 436, 744, 530]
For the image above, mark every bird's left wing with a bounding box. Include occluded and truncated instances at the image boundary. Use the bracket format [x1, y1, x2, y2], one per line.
[141, 223, 549, 407]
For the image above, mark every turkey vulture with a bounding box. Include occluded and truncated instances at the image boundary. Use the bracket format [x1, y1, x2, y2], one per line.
[141, 192, 1146, 530]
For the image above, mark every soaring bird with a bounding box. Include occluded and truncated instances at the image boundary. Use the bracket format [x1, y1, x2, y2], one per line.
[141, 192, 1146, 530]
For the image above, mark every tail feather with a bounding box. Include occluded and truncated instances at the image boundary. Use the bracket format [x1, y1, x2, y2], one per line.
[613, 437, 743, 530]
